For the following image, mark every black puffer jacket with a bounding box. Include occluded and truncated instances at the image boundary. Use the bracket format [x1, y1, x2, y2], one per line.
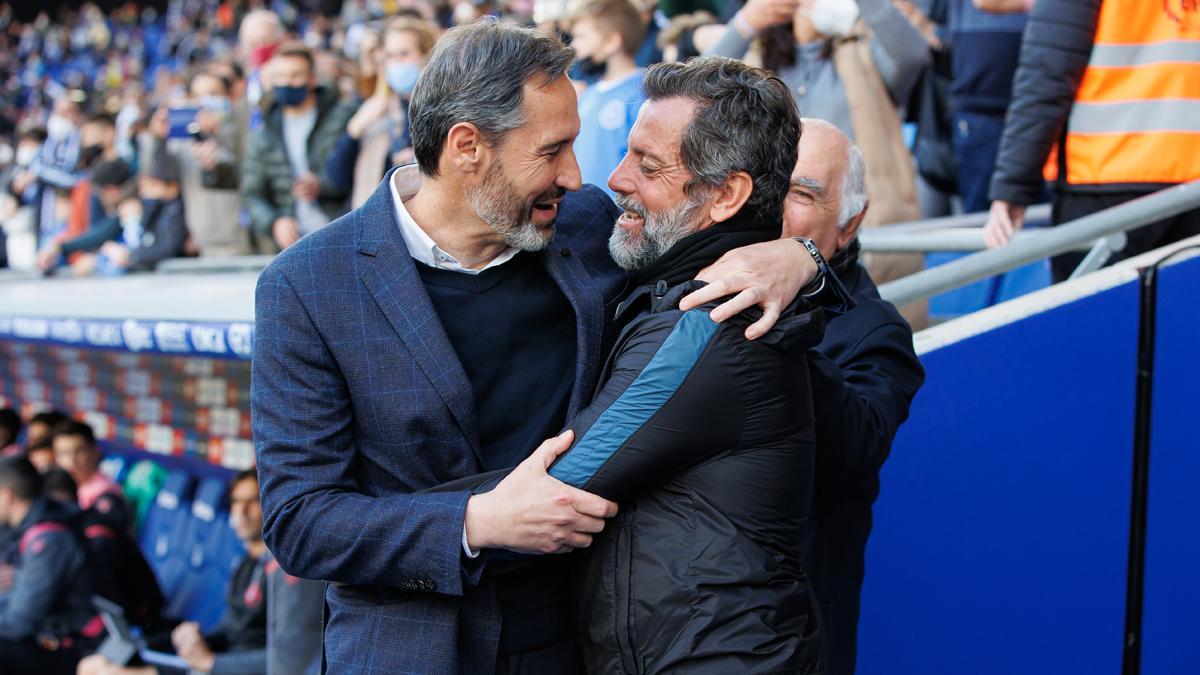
[445, 215, 853, 673]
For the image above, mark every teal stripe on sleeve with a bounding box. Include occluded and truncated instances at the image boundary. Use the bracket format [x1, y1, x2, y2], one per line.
[549, 310, 720, 487]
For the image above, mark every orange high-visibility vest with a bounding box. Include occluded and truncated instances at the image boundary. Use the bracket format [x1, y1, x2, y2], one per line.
[1044, 0, 1200, 186]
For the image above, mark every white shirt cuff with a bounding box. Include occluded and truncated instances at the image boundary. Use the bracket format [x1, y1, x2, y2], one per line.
[462, 524, 480, 559]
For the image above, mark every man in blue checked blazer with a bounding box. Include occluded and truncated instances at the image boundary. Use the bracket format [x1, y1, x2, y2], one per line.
[252, 21, 824, 674]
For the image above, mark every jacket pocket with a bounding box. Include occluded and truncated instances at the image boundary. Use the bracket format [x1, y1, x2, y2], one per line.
[614, 511, 640, 674]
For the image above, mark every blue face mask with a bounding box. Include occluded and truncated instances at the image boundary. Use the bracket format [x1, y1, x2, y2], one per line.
[386, 63, 421, 97]
[273, 85, 310, 108]
[198, 95, 231, 114]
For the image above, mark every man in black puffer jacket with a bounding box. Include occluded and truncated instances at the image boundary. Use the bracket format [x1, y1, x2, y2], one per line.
[433, 57, 853, 674]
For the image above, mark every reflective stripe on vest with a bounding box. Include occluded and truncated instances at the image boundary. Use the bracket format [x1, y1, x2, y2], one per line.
[1044, 0, 1200, 185]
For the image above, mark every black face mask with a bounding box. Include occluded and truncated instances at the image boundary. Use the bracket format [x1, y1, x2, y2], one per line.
[79, 144, 103, 168]
[574, 54, 607, 79]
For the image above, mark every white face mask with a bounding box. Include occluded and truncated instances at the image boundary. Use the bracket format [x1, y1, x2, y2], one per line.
[810, 0, 861, 38]
[47, 114, 76, 141]
[16, 145, 38, 167]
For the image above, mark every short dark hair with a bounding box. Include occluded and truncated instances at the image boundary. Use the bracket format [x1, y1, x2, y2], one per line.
[85, 113, 116, 129]
[30, 410, 70, 429]
[642, 57, 800, 227]
[272, 41, 315, 71]
[42, 468, 78, 502]
[574, 0, 646, 57]
[230, 467, 258, 496]
[0, 456, 42, 502]
[52, 420, 96, 446]
[92, 159, 133, 188]
[0, 408, 19, 441]
[409, 20, 575, 177]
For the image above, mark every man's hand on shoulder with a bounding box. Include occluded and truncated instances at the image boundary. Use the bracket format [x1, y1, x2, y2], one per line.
[680, 238, 819, 340]
[464, 430, 618, 555]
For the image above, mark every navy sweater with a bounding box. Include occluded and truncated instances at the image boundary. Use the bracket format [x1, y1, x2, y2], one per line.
[416, 252, 577, 472]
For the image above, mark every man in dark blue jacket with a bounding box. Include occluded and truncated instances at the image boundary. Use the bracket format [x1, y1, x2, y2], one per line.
[0, 456, 97, 674]
[253, 20, 831, 675]
[783, 118, 926, 675]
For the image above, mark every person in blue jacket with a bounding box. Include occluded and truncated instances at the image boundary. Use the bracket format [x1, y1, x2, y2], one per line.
[0, 456, 97, 675]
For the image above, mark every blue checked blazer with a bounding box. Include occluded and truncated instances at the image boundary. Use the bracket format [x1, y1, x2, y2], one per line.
[251, 170, 627, 674]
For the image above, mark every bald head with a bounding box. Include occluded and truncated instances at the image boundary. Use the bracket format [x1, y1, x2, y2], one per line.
[239, 10, 283, 49]
[781, 118, 867, 258]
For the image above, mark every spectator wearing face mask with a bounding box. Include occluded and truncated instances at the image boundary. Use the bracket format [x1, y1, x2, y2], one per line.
[34, 158, 134, 274]
[0, 128, 48, 270]
[237, 9, 285, 122]
[243, 41, 356, 251]
[14, 92, 88, 260]
[570, 0, 647, 198]
[325, 17, 437, 208]
[143, 68, 250, 256]
[88, 163, 187, 275]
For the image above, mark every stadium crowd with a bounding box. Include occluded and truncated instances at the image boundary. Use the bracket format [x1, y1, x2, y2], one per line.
[1, 0, 1199, 674]
[0, 0, 1030, 282]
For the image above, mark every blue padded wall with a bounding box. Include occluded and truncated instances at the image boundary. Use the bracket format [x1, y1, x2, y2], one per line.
[857, 281, 1141, 674]
[1141, 255, 1200, 674]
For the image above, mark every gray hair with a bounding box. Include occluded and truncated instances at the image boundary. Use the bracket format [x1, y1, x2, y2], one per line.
[409, 20, 574, 177]
[838, 141, 867, 229]
[642, 57, 800, 227]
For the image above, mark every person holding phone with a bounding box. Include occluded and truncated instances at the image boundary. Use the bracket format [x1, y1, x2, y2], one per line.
[144, 68, 250, 257]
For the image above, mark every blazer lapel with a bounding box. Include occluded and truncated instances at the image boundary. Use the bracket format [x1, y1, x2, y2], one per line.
[356, 172, 481, 463]
[542, 244, 604, 421]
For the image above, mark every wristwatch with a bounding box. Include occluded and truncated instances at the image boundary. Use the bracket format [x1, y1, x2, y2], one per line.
[792, 236, 829, 297]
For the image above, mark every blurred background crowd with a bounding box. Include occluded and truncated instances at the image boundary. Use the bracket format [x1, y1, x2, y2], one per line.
[0, 0, 1035, 279]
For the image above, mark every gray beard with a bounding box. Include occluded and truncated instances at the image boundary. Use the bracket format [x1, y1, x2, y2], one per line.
[608, 192, 709, 272]
[466, 160, 553, 252]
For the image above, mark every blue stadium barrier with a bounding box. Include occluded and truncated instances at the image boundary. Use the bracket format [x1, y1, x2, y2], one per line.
[1140, 256, 1200, 673]
[858, 252, 1200, 674]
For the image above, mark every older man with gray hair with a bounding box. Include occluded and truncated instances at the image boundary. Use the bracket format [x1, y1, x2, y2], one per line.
[782, 118, 926, 675]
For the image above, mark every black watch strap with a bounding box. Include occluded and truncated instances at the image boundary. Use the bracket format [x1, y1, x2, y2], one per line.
[792, 236, 829, 296]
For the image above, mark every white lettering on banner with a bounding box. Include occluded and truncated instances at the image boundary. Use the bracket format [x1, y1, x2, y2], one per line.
[49, 319, 84, 343]
[190, 325, 228, 355]
[84, 322, 123, 347]
[227, 323, 253, 358]
[154, 322, 191, 352]
[12, 318, 49, 339]
[122, 320, 154, 353]
[0, 317, 12, 336]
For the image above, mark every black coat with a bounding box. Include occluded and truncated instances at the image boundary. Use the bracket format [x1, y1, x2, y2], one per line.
[805, 240, 925, 675]
[988, 0, 1104, 205]
[437, 218, 854, 674]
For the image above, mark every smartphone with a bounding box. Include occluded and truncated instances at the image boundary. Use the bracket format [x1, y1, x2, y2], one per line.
[166, 107, 200, 140]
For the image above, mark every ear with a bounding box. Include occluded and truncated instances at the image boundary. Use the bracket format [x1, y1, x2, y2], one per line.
[708, 171, 753, 224]
[443, 122, 486, 175]
[838, 200, 868, 249]
[603, 32, 624, 60]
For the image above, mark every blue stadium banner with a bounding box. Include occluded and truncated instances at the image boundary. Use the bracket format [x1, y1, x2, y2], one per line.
[0, 316, 255, 360]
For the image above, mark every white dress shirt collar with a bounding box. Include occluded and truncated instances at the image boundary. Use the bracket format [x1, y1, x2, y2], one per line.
[389, 170, 520, 275]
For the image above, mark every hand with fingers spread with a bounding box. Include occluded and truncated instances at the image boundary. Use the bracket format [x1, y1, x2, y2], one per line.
[984, 199, 1026, 248]
[464, 430, 618, 555]
[679, 238, 819, 340]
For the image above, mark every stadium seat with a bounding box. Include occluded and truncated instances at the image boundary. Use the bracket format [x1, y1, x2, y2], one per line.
[98, 455, 127, 483]
[164, 476, 245, 630]
[138, 469, 196, 603]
